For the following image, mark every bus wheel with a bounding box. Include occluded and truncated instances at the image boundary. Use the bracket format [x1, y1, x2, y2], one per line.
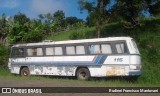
[20, 67, 30, 77]
[76, 68, 90, 80]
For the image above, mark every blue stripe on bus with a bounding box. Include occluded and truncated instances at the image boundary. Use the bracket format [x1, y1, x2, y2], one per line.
[12, 55, 107, 65]
[98, 55, 107, 64]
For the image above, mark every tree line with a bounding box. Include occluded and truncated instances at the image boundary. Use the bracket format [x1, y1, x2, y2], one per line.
[0, 0, 160, 45]
[0, 10, 85, 45]
[78, 0, 160, 37]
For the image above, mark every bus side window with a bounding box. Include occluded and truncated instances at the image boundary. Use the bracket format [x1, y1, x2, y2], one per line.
[27, 48, 36, 56]
[76, 46, 85, 55]
[101, 44, 112, 54]
[55, 47, 63, 55]
[89, 45, 101, 54]
[37, 48, 43, 56]
[27, 48, 43, 56]
[27, 49, 33, 56]
[115, 43, 127, 54]
[12, 48, 24, 57]
[46, 48, 54, 55]
[66, 46, 75, 55]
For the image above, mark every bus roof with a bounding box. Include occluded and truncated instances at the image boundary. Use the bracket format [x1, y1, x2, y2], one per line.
[12, 37, 132, 47]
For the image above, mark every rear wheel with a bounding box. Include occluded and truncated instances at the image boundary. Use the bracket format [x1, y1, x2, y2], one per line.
[76, 68, 90, 80]
[20, 67, 30, 77]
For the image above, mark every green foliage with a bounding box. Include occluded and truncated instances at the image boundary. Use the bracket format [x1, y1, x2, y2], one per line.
[137, 35, 160, 84]
[78, 0, 112, 37]
[147, 0, 160, 16]
[0, 45, 9, 67]
[14, 12, 30, 25]
[53, 10, 65, 27]
[46, 31, 71, 41]
[24, 30, 43, 43]
[4, 11, 86, 44]
[0, 13, 9, 44]
[7, 13, 30, 44]
[69, 27, 95, 39]
[65, 17, 84, 25]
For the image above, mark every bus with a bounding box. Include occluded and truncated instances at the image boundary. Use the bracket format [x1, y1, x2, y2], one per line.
[8, 37, 141, 80]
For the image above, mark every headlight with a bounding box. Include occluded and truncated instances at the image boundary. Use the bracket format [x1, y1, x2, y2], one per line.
[130, 65, 141, 70]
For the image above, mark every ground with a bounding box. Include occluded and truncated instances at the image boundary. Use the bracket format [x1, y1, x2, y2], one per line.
[0, 76, 159, 96]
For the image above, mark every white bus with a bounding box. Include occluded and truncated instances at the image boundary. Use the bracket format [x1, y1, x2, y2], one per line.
[8, 37, 141, 80]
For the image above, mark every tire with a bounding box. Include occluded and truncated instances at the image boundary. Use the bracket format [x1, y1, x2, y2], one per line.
[20, 67, 30, 77]
[76, 68, 90, 80]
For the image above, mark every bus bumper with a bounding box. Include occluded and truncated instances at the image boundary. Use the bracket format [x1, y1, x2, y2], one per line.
[129, 70, 141, 76]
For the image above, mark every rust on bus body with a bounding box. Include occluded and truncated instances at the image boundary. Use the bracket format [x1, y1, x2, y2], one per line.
[106, 66, 125, 76]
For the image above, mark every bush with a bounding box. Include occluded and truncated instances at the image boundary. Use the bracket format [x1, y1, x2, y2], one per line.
[24, 30, 44, 43]
[136, 30, 160, 84]
[0, 45, 9, 68]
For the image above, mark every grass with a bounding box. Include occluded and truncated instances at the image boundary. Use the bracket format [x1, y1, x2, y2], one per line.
[0, 67, 159, 87]
[45, 27, 95, 41]
[45, 31, 71, 41]
[0, 67, 12, 77]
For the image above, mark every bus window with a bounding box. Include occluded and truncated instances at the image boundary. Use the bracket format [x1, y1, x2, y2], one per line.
[55, 47, 63, 55]
[101, 44, 112, 54]
[115, 43, 127, 54]
[12, 48, 24, 57]
[89, 45, 101, 54]
[27, 48, 43, 56]
[76, 46, 85, 55]
[46, 48, 54, 55]
[66, 46, 75, 55]
[37, 48, 43, 56]
[27, 49, 33, 56]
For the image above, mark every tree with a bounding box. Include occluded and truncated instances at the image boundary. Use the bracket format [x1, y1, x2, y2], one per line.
[78, 0, 112, 38]
[8, 12, 31, 43]
[38, 11, 66, 33]
[0, 13, 9, 45]
[86, 12, 97, 27]
[38, 13, 54, 24]
[53, 10, 65, 28]
[114, 0, 160, 28]
[14, 12, 30, 25]
[79, 0, 160, 31]
[145, 0, 160, 16]
[112, 0, 142, 28]
[65, 16, 84, 25]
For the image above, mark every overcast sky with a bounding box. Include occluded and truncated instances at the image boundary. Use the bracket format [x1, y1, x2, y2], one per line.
[0, 0, 88, 20]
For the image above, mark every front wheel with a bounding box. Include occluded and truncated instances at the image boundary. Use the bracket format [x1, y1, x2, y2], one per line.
[20, 67, 30, 77]
[76, 68, 90, 80]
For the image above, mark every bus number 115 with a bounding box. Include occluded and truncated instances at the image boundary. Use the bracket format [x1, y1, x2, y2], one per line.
[114, 58, 123, 62]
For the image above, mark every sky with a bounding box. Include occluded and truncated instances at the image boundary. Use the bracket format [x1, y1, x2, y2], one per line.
[0, 0, 88, 20]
